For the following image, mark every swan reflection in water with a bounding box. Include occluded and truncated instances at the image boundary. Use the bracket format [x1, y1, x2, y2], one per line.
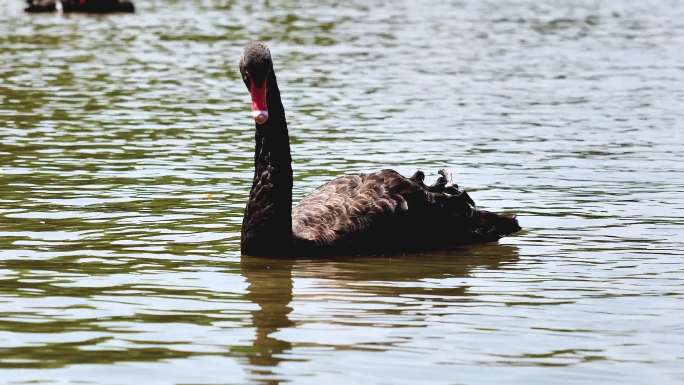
[240, 243, 519, 383]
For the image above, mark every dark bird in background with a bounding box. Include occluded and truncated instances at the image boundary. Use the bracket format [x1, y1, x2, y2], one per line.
[239, 41, 520, 257]
[25, 0, 134, 13]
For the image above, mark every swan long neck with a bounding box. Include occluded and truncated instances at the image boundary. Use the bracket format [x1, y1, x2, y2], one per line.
[241, 71, 293, 256]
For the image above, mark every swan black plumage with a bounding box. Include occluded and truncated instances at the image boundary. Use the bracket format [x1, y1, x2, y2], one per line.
[239, 41, 520, 257]
[25, 0, 134, 13]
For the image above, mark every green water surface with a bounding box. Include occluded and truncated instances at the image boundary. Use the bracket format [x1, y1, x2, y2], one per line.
[1, 0, 683, 384]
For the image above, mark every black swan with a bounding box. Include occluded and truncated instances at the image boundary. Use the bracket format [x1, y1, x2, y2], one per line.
[25, 0, 134, 13]
[239, 41, 520, 257]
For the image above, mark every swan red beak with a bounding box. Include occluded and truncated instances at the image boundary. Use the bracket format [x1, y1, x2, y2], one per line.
[249, 80, 268, 125]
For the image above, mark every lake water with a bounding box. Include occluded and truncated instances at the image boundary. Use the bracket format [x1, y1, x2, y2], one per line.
[1, 0, 683, 384]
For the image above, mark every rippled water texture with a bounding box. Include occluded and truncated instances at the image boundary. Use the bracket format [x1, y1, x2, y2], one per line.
[1, 0, 683, 384]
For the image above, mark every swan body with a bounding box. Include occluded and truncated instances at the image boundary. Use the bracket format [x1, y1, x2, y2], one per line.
[25, 0, 134, 13]
[239, 41, 520, 257]
[291, 169, 519, 255]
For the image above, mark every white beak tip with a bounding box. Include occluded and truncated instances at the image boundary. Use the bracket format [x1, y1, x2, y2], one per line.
[253, 110, 269, 125]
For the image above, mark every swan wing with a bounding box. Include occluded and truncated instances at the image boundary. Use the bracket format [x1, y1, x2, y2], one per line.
[292, 169, 516, 254]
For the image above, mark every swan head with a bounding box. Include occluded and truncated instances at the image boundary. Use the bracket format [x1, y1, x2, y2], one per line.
[239, 41, 272, 125]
